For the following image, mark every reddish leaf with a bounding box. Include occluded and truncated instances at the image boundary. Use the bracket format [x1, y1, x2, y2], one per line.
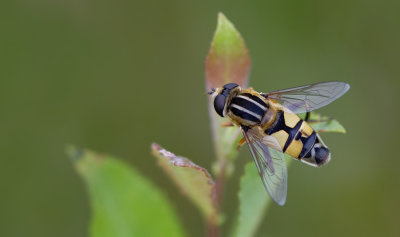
[205, 13, 251, 166]
[205, 12, 251, 90]
[151, 143, 217, 220]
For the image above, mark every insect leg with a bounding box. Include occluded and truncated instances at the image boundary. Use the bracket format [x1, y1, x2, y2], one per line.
[236, 137, 246, 150]
[304, 112, 310, 122]
[221, 122, 234, 127]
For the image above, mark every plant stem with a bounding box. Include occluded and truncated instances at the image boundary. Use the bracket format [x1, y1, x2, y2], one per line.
[206, 217, 219, 237]
[206, 158, 228, 237]
[215, 159, 227, 208]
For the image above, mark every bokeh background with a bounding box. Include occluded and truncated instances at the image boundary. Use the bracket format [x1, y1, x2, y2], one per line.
[1, 0, 399, 236]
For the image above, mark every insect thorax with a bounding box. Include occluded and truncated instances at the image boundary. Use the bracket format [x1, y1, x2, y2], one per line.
[227, 90, 270, 127]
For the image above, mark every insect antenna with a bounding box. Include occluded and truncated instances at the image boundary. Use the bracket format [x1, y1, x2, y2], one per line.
[207, 88, 215, 95]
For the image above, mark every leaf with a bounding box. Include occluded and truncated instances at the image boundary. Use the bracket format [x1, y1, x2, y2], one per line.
[205, 12, 251, 90]
[68, 146, 185, 237]
[232, 162, 271, 237]
[151, 143, 217, 221]
[305, 112, 346, 133]
[232, 158, 291, 237]
[205, 13, 251, 174]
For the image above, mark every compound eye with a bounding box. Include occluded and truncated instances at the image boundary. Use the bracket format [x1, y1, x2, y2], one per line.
[223, 83, 239, 90]
[214, 94, 226, 117]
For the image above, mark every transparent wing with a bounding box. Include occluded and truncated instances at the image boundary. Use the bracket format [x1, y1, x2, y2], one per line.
[242, 126, 288, 206]
[263, 81, 350, 114]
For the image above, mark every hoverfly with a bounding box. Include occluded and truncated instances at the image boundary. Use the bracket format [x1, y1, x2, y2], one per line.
[209, 81, 350, 205]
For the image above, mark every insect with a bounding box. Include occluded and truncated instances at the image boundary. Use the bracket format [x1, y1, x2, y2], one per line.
[209, 81, 350, 205]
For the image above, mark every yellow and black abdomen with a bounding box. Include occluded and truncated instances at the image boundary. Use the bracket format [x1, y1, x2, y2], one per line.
[263, 109, 331, 167]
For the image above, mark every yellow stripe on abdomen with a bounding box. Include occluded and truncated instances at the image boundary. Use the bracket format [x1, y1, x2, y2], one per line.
[283, 111, 301, 128]
[270, 130, 289, 150]
[285, 138, 303, 158]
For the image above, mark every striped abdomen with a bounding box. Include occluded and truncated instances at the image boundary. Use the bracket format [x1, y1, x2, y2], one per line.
[264, 110, 331, 167]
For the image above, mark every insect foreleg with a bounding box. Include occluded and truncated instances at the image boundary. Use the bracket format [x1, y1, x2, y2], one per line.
[221, 122, 234, 127]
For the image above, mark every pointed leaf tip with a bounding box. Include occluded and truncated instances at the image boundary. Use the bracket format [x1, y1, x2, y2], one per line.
[151, 143, 217, 220]
[217, 12, 233, 33]
[206, 12, 251, 90]
[66, 145, 84, 162]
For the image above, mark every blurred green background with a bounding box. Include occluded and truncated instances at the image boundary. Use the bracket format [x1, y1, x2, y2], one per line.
[1, 0, 399, 236]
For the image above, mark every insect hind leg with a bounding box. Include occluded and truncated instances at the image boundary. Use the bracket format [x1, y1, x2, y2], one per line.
[236, 137, 246, 150]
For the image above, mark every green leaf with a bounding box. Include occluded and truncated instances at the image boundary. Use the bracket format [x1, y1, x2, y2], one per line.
[151, 143, 217, 222]
[68, 146, 185, 237]
[232, 158, 291, 237]
[205, 13, 251, 176]
[305, 112, 346, 133]
[232, 162, 270, 237]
